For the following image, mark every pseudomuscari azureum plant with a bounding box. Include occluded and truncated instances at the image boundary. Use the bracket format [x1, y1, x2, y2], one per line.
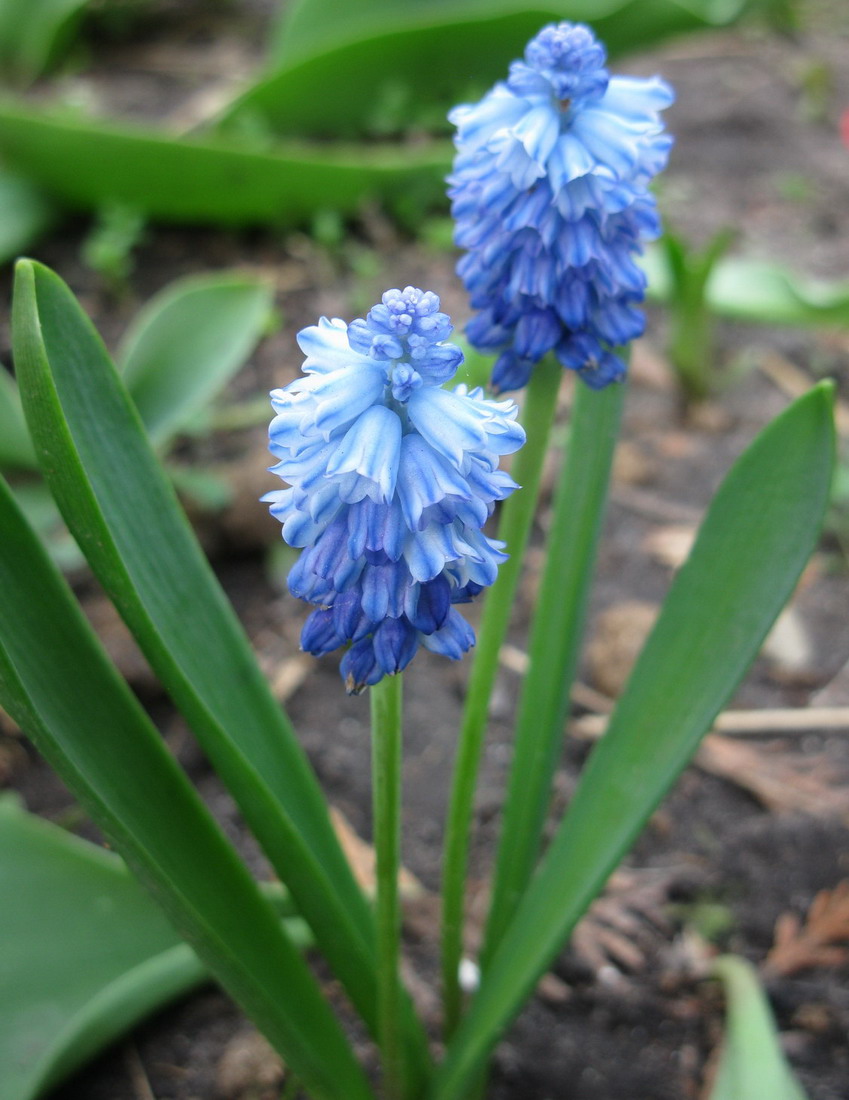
[0, 20, 834, 1100]
[441, 19, 675, 1035]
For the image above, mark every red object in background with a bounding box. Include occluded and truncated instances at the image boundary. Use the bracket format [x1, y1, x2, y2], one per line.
[841, 108, 849, 150]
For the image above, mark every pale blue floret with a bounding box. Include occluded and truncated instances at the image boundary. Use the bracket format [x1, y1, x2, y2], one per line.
[264, 287, 525, 693]
[449, 21, 673, 391]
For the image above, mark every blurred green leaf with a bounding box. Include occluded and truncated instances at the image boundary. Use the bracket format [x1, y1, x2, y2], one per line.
[272, 0, 756, 69]
[642, 245, 849, 327]
[0, 471, 375, 1100]
[0, 101, 450, 224]
[11, 260, 431, 1094]
[0, 795, 313, 1100]
[0, 367, 37, 469]
[11, 481, 83, 571]
[0, 170, 54, 263]
[238, 0, 757, 139]
[0, 0, 89, 83]
[452, 338, 493, 390]
[433, 384, 835, 1099]
[659, 227, 737, 401]
[708, 956, 808, 1100]
[168, 464, 234, 511]
[0, 794, 205, 1100]
[80, 201, 145, 289]
[707, 260, 849, 326]
[118, 271, 274, 447]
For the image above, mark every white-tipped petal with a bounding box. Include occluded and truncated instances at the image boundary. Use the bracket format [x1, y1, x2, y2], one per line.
[407, 387, 488, 465]
[310, 363, 387, 438]
[325, 405, 402, 502]
[396, 434, 472, 530]
[296, 316, 373, 375]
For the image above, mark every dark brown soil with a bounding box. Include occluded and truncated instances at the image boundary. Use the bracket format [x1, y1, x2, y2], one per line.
[3, 3, 849, 1098]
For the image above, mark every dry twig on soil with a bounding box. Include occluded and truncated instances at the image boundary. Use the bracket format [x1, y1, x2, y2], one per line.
[764, 880, 849, 977]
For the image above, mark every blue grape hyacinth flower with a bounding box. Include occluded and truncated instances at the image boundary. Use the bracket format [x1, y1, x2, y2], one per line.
[263, 287, 525, 694]
[449, 21, 674, 392]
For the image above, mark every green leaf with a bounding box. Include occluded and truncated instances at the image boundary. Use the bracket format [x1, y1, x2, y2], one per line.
[236, 0, 754, 139]
[273, 0, 755, 67]
[708, 956, 808, 1100]
[0, 366, 37, 468]
[0, 0, 89, 82]
[642, 246, 849, 327]
[0, 794, 205, 1100]
[452, 338, 494, 391]
[0, 170, 54, 264]
[11, 260, 431, 1093]
[0, 478, 374, 1100]
[0, 101, 450, 224]
[707, 260, 849, 326]
[433, 384, 835, 1099]
[481, 381, 624, 966]
[118, 271, 274, 448]
[0, 795, 313, 1100]
[11, 480, 83, 571]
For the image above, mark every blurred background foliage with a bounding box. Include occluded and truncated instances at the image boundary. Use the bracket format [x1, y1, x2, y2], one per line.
[0, 0, 787, 242]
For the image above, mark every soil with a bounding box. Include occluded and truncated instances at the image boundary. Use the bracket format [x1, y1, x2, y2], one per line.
[2, 3, 849, 1099]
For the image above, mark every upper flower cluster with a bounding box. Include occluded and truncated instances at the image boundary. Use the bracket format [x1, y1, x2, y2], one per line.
[449, 21, 674, 392]
[264, 288, 525, 693]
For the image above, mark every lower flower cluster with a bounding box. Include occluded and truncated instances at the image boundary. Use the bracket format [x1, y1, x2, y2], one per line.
[264, 288, 525, 693]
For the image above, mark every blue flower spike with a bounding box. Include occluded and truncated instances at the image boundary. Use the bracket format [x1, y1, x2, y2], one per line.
[450, 21, 674, 392]
[264, 288, 526, 693]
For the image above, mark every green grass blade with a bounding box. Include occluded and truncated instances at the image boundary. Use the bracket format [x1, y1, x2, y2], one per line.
[0, 480, 374, 1100]
[11, 259, 432, 1091]
[118, 271, 274, 448]
[708, 956, 808, 1100]
[433, 383, 835, 1098]
[0, 101, 450, 224]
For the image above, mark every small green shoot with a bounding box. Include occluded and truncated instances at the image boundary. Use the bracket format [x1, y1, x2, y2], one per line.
[660, 226, 737, 402]
[708, 956, 808, 1100]
[80, 201, 145, 292]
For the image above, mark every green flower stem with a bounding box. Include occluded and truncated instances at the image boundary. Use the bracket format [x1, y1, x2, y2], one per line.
[481, 378, 625, 967]
[371, 672, 406, 1099]
[440, 357, 562, 1040]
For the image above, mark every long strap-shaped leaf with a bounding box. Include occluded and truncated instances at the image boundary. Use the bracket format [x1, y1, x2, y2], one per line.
[117, 271, 274, 449]
[12, 260, 432, 1091]
[0, 102, 450, 224]
[432, 383, 835, 1098]
[0, 477, 373, 1100]
[0, 794, 207, 1100]
[235, 0, 751, 138]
